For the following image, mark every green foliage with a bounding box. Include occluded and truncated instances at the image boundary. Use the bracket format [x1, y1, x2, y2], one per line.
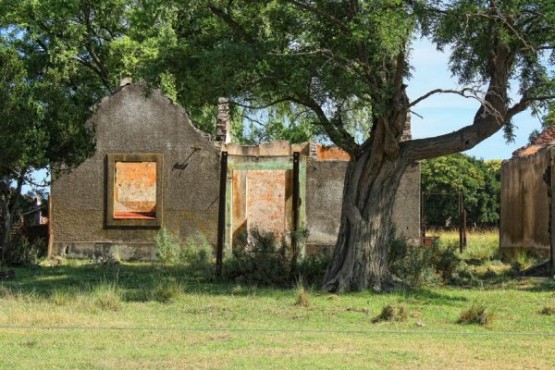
[155, 228, 214, 279]
[152, 278, 183, 304]
[223, 228, 291, 287]
[296, 252, 331, 287]
[6, 236, 46, 267]
[389, 239, 439, 287]
[389, 237, 461, 287]
[181, 233, 214, 280]
[422, 154, 501, 228]
[223, 228, 325, 287]
[155, 228, 181, 264]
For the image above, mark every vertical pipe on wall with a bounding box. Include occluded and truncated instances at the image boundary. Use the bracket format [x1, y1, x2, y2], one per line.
[550, 150, 555, 274]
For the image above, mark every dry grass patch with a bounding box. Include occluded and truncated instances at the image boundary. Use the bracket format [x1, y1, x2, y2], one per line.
[371, 304, 408, 323]
[540, 306, 555, 315]
[295, 280, 309, 307]
[457, 304, 494, 326]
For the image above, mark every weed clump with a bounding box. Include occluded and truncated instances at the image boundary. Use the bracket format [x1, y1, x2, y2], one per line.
[457, 304, 494, 326]
[0, 285, 14, 300]
[153, 279, 183, 303]
[92, 284, 122, 311]
[540, 306, 555, 316]
[295, 279, 309, 307]
[371, 304, 408, 323]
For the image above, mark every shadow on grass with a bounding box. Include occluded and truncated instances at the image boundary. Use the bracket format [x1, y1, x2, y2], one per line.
[399, 287, 469, 306]
[1, 262, 297, 302]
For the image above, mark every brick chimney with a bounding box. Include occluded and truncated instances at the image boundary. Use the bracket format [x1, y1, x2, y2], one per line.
[215, 97, 231, 144]
[401, 113, 412, 142]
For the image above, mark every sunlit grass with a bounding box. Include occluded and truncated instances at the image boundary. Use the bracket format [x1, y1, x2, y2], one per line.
[428, 228, 499, 260]
[0, 262, 554, 369]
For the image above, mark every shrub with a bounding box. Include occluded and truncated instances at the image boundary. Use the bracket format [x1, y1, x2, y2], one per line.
[457, 304, 494, 326]
[430, 242, 460, 281]
[296, 251, 330, 286]
[182, 233, 213, 279]
[389, 236, 462, 287]
[155, 227, 181, 264]
[389, 238, 439, 287]
[6, 236, 45, 267]
[223, 228, 290, 287]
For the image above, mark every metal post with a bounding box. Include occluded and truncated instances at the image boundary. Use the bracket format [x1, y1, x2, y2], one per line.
[462, 192, 467, 249]
[421, 191, 426, 240]
[216, 151, 228, 277]
[459, 192, 463, 253]
[292, 152, 300, 254]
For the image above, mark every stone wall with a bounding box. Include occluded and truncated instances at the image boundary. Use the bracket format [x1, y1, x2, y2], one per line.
[500, 147, 552, 256]
[50, 84, 221, 259]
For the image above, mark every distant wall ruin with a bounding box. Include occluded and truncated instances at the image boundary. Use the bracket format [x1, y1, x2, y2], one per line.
[500, 147, 553, 257]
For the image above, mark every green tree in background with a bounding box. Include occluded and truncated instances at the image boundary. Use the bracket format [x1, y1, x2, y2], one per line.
[421, 154, 501, 229]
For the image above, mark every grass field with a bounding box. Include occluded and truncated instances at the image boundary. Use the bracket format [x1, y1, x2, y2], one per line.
[1, 257, 555, 369]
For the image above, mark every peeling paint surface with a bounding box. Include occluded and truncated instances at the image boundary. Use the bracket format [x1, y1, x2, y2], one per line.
[244, 170, 289, 236]
[114, 162, 157, 219]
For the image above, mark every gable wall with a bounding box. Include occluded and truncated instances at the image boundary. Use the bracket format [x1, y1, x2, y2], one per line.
[50, 84, 221, 259]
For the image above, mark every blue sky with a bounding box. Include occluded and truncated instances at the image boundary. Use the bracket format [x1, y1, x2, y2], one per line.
[406, 38, 543, 160]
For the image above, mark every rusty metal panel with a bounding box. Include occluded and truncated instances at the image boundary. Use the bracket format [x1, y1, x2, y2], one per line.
[114, 161, 157, 219]
[231, 169, 248, 243]
[246, 170, 288, 236]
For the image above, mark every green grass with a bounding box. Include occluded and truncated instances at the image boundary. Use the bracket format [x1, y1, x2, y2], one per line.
[1, 261, 555, 369]
[428, 228, 499, 260]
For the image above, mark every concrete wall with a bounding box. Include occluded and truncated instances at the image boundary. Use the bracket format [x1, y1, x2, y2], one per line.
[50, 84, 221, 259]
[305, 161, 421, 254]
[500, 148, 551, 255]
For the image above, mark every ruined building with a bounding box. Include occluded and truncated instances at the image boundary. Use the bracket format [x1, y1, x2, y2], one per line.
[50, 83, 420, 259]
[500, 127, 555, 269]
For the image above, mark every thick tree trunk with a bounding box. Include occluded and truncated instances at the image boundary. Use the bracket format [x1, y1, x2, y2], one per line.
[0, 172, 26, 266]
[323, 153, 408, 293]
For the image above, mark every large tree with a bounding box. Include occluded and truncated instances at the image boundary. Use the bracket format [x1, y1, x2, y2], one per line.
[4, 1, 554, 292]
[151, 0, 555, 292]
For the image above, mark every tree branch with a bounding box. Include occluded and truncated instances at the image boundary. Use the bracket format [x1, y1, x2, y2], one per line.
[208, 4, 254, 43]
[410, 87, 484, 107]
[286, 0, 352, 35]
